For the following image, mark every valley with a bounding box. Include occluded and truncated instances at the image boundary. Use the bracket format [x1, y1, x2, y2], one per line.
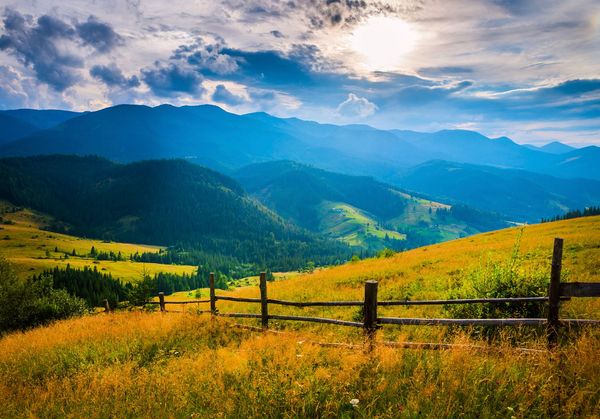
[0, 2, 598, 417]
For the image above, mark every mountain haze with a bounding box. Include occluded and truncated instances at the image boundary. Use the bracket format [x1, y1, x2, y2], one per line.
[1, 104, 597, 181]
[396, 160, 600, 222]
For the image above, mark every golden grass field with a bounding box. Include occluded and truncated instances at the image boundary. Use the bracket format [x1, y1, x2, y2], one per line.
[0, 216, 598, 417]
[0, 204, 197, 282]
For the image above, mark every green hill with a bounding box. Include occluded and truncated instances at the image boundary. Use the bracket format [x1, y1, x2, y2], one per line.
[235, 161, 509, 250]
[0, 156, 350, 271]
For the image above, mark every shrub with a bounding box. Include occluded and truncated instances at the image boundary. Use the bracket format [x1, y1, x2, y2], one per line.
[0, 258, 88, 333]
[376, 248, 395, 258]
[444, 233, 549, 341]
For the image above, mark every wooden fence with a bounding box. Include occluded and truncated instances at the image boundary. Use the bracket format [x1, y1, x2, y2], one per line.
[145, 238, 600, 348]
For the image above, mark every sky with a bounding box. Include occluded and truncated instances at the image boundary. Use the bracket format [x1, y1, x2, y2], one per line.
[0, 0, 599, 146]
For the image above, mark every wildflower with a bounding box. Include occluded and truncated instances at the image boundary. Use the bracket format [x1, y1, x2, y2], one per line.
[350, 399, 359, 408]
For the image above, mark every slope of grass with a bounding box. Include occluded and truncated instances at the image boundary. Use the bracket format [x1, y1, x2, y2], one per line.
[0, 204, 197, 282]
[0, 312, 597, 417]
[0, 217, 598, 417]
[318, 201, 405, 248]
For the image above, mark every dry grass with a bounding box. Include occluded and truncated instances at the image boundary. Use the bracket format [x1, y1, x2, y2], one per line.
[0, 312, 598, 417]
[0, 205, 197, 282]
[1, 216, 599, 417]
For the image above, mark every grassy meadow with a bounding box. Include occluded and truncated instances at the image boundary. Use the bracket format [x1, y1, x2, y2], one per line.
[318, 201, 406, 247]
[0, 204, 197, 282]
[0, 216, 599, 417]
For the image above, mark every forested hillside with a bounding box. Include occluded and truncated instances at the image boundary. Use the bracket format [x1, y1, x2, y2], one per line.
[0, 156, 351, 271]
[395, 160, 600, 222]
[235, 161, 509, 249]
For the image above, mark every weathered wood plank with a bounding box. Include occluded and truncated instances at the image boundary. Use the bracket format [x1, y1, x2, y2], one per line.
[148, 300, 210, 305]
[217, 296, 262, 303]
[547, 237, 564, 347]
[218, 313, 262, 319]
[379, 317, 547, 326]
[268, 314, 363, 328]
[158, 292, 165, 312]
[209, 272, 216, 314]
[267, 299, 363, 307]
[364, 280, 378, 336]
[378, 296, 569, 305]
[260, 272, 269, 329]
[265, 296, 564, 308]
[560, 282, 600, 298]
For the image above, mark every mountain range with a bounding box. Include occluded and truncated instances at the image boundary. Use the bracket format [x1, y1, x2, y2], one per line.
[0, 104, 598, 225]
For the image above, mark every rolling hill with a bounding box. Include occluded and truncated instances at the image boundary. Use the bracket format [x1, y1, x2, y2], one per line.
[235, 161, 510, 250]
[0, 109, 81, 145]
[0, 156, 351, 270]
[0, 114, 39, 146]
[394, 160, 600, 222]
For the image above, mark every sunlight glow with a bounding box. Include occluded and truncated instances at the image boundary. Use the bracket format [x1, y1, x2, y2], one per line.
[349, 16, 420, 72]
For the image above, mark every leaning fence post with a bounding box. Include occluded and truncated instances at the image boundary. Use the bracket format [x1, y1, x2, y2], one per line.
[158, 292, 165, 312]
[209, 272, 216, 315]
[364, 280, 378, 343]
[103, 299, 110, 313]
[547, 237, 564, 348]
[259, 272, 269, 329]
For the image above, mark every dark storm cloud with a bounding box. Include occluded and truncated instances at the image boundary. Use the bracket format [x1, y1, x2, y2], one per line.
[0, 9, 82, 91]
[0, 9, 125, 91]
[76, 16, 123, 53]
[141, 62, 204, 97]
[211, 84, 246, 106]
[222, 0, 421, 29]
[90, 64, 140, 88]
[304, 0, 422, 29]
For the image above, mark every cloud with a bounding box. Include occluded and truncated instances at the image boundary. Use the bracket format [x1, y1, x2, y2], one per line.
[418, 66, 474, 78]
[0, 9, 125, 91]
[171, 38, 239, 75]
[76, 16, 123, 53]
[141, 62, 204, 97]
[0, 65, 30, 108]
[90, 64, 140, 88]
[211, 84, 246, 106]
[336, 93, 377, 118]
[0, 9, 82, 91]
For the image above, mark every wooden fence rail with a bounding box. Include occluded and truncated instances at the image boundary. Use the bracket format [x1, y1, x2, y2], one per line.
[151, 238, 599, 348]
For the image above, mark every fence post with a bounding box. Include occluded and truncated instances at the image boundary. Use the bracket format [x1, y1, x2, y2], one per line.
[103, 299, 110, 313]
[259, 272, 269, 329]
[209, 272, 216, 315]
[158, 292, 165, 312]
[364, 280, 378, 343]
[547, 237, 564, 348]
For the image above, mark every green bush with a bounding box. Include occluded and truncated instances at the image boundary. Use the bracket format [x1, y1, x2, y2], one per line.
[444, 234, 549, 341]
[0, 259, 88, 333]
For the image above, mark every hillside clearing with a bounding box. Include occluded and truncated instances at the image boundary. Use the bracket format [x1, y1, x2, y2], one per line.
[0, 204, 197, 282]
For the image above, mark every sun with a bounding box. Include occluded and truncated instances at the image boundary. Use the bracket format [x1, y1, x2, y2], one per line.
[349, 16, 420, 72]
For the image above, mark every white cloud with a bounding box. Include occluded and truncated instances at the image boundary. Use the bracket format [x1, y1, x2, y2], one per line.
[336, 93, 377, 118]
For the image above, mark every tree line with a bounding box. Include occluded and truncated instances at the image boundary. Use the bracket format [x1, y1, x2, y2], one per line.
[541, 206, 600, 223]
[30, 265, 229, 310]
